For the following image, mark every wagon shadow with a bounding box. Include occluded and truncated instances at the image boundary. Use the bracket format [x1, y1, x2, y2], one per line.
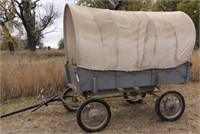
[106, 97, 160, 129]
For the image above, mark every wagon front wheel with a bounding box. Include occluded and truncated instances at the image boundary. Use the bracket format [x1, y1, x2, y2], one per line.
[62, 88, 83, 112]
[76, 98, 111, 132]
[155, 90, 185, 121]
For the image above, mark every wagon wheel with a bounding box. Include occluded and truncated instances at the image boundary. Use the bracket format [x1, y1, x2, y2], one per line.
[76, 98, 111, 132]
[155, 90, 185, 121]
[62, 88, 85, 112]
[123, 92, 146, 104]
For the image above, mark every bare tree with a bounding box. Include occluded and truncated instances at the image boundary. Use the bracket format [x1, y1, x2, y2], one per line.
[11, 0, 60, 51]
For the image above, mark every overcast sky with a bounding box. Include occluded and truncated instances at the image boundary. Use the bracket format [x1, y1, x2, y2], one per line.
[42, 0, 75, 48]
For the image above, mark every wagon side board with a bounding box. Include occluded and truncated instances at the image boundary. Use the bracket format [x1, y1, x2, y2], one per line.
[65, 62, 192, 92]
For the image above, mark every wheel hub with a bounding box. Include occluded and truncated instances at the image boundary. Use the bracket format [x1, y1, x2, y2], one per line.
[72, 96, 78, 102]
[165, 100, 176, 111]
[88, 109, 100, 122]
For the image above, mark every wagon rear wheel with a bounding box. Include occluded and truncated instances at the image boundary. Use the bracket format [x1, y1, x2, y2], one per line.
[155, 90, 185, 121]
[62, 88, 83, 112]
[76, 98, 111, 132]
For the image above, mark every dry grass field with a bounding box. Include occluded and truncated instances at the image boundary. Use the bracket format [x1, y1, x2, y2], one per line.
[0, 83, 200, 134]
[0, 50, 199, 133]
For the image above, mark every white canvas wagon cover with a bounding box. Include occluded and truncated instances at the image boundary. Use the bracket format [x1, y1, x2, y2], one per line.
[64, 4, 196, 71]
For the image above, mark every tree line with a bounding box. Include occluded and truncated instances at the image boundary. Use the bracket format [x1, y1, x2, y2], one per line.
[1, 0, 199, 51]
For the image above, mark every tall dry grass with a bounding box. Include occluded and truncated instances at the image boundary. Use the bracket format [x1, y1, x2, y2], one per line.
[0, 50, 66, 102]
[191, 50, 200, 82]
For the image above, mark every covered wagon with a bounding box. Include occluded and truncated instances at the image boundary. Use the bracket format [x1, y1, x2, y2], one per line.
[63, 4, 196, 132]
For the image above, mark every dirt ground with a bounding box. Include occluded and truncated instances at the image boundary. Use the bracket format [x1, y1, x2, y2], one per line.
[1, 82, 200, 134]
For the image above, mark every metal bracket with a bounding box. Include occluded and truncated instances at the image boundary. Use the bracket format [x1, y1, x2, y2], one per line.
[117, 88, 124, 92]
[93, 77, 98, 93]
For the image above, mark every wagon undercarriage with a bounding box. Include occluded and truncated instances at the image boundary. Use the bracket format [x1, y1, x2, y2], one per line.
[63, 85, 185, 132]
